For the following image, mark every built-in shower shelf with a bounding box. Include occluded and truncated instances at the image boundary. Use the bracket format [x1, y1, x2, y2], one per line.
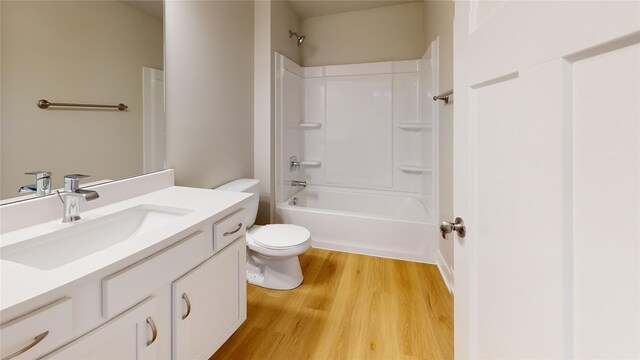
[397, 123, 432, 131]
[300, 122, 322, 129]
[397, 165, 432, 174]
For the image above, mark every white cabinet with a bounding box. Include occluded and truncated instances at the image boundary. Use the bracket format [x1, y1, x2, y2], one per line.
[43, 297, 161, 359]
[172, 239, 246, 359]
[3, 207, 247, 360]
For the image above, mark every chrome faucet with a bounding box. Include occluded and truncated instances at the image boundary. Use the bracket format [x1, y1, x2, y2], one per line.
[291, 180, 306, 187]
[19, 171, 52, 196]
[57, 174, 99, 223]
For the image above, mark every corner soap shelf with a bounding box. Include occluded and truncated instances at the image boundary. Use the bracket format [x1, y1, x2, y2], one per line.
[397, 165, 432, 174]
[300, 122, 322, 129]
[397, 123, 432, 131]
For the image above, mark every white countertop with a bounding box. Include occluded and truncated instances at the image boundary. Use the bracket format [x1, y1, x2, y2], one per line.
[0, 186, 251, 315]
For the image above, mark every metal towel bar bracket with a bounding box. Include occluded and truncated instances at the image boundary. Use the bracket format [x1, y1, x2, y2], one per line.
[38, 99, 128, 111]
[432, 90, 453, 104]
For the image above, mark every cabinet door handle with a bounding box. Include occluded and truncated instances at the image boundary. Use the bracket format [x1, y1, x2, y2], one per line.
[181, 293, 191, 320]
[223, 223, 243, 237]
[146, 317, 157, 346]
[2, 330, 49, 360]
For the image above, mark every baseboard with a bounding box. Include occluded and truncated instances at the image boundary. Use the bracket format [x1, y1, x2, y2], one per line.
[436, 250, 454, 294]
[311, 242, 436, 265]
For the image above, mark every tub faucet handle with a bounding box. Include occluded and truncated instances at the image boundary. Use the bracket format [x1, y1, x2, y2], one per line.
[290, 156, 301, 172]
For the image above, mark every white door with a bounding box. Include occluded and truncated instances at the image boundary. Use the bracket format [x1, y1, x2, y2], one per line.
[453, 1, 640, 358]
[143, 67, 166, 173]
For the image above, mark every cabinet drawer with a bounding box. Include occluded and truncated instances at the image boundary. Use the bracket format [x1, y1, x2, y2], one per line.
[0, 297, 73, 360]
[213, 209, 245, 252]
[102, 230, 208, 318]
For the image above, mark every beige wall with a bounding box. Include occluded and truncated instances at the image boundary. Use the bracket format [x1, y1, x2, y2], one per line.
[165, 1, 254, 190]
[254, 0, 301, 224]
[254, 1, 272, 224]
[300, 2, 425, 66]
[272, 1, 301, 65]
[424, 0, 454, 277]
[0, 1, 162, 199]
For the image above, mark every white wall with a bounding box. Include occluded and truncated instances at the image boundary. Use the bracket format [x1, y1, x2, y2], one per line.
[165, 0, 254, 189]
[0, 1, 162, 199]
[300, 2, 425, 67]
[424, 0, 454, 288]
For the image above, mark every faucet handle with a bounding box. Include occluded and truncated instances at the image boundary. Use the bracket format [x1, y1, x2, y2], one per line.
[290, 156, 301, 172]
[25, 171, 52, 179]
[64, 174, 90, 192]
[64, 174, 90, 180]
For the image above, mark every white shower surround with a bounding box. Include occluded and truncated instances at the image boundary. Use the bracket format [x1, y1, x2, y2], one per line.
[275, 53, 439, 263]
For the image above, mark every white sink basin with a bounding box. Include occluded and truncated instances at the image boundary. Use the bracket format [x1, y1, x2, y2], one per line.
[1, 205, 192, 270]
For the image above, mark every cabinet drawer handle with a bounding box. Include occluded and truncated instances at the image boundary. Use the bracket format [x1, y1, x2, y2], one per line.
[182, 293, 191, 320]
[146, 317, 157, 346]
[2, 330, 49, 360]
[223, 223, 243, 237]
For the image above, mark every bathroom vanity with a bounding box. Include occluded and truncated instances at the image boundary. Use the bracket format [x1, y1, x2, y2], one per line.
[0, 170, 250, 359]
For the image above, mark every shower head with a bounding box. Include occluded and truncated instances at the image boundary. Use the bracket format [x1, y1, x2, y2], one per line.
[289, 30, 305, 46]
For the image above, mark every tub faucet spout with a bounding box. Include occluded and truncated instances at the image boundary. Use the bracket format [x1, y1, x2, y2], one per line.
[291, 180, 306, 187]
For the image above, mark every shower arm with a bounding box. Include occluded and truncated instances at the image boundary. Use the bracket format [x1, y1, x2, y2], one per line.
[288, 30, 305, 46]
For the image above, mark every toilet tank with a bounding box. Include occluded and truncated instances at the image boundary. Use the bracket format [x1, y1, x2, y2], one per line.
[215, 179, 260, 228]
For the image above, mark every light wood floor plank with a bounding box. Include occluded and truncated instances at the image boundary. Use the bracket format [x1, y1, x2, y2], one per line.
[211, 248, 453, 360]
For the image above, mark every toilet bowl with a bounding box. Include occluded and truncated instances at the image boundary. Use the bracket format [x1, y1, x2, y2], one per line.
[215, 179, 311, 290]
[246, 224, 311, 289]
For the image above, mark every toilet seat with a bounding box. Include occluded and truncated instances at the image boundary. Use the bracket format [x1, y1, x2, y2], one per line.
[248, 224, 310, 250]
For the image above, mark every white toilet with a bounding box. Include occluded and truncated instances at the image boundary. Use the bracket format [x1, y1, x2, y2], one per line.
[215, 179, 311, 290]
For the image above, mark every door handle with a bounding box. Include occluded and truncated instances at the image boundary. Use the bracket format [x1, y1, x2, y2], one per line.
[440, 217, 466, 239]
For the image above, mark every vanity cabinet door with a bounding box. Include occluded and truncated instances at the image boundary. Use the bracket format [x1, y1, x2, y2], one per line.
[43, 297, 161, 359]
[172, 238, 246, 360]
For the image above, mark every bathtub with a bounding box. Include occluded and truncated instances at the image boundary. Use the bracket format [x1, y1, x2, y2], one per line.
[276, 186, 438, 264]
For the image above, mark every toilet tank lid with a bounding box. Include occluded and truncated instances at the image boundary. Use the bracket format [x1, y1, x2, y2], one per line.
[215, 178, 260, 192]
